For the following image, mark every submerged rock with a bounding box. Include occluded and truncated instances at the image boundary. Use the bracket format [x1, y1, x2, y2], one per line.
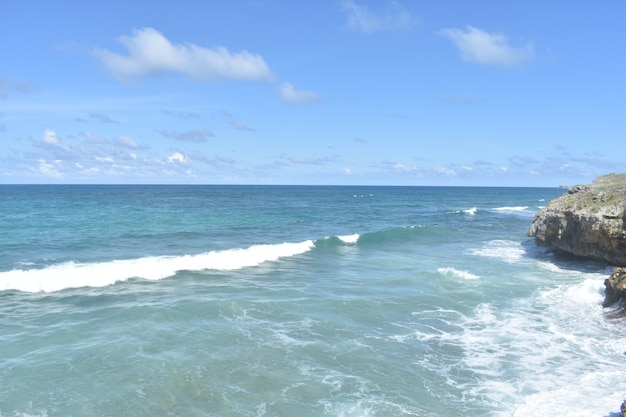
[528, 173, 626, 266]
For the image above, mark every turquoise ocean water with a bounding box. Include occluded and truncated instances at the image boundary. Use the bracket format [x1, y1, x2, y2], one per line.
[1, 185, 625, 417]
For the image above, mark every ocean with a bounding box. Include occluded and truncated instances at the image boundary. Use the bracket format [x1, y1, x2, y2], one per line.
[1, 185, 624, 417]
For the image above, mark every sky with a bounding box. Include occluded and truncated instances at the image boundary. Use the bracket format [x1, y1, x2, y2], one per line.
[1, 1, 625, 186]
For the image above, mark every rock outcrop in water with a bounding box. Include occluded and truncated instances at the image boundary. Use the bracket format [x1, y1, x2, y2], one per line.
[528, 173, 626, 267]
[603, 267, 626, 308]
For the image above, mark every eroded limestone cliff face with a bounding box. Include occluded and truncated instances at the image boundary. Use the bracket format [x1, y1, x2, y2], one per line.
[528, 173, 626, 267]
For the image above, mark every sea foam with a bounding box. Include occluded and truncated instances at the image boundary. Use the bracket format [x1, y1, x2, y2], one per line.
[438, 267, 480, 280]
[491, 206, 536, 218]
[468, 240, 526, 263]
[0, 240, 315, 293]
[449, 207, 478, 215]
[492, 206, 529, 212]
[405, 275, 626, 417]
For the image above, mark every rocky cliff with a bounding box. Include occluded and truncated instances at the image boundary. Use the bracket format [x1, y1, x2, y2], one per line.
[529, 173, 626, 417]
[528, 173, 626, 267]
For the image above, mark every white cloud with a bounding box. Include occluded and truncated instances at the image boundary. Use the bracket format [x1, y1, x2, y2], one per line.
[159, 128, 214, 142]
[229, 120, 255, 132]
[81, 131, 108, 144]
[76, 112, 119, 124]
[162, 109, 201, 119]
[167, 152, 188, 164]
[278, 83, 318, 103]
[434, 166, 457, 176]
[117, 135, 143, 149]
[38, 159, 62, 177]
[39, 129, 73, 156]
[282, 154, 337, 165]
[93, 28, 274, 83]
[95, 156, 115, 164]
[43, 129, 59, 145]
[439, 26, 534, 68]
[342, 0, 413, 33]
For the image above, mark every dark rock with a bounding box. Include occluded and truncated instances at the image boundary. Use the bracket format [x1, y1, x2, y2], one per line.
[568, 184, 589, 194]
[528, 173, 626, 266]
[603, 267, 626, 307]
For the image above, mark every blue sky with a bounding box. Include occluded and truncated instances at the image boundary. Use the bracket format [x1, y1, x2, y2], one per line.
[1, 1, 624, 186]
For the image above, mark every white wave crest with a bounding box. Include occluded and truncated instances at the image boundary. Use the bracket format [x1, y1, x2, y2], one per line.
[338, 234, 360, 244]
[438, 267, 480, 280]
[0, 240, 315, 293]
[449, 207, 478, 215]
[492, 206, 529, 212]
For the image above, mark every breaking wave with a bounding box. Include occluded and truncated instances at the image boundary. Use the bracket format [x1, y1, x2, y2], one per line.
[0, 241, 315, 293]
